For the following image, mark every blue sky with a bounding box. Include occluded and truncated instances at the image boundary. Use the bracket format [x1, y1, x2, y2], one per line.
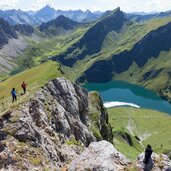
[0, 0, 171, 12]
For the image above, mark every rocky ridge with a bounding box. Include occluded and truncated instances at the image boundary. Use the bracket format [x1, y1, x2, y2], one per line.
[14, 24, 34, 36]
[0, 77, 171, 170]
[0, 77, 112, 170]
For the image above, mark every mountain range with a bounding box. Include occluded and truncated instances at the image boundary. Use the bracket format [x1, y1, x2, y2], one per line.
[1, 5, 171, 170]
[1, 6, 171, 101]
[1, 5, 171, 26]
[0, 5, 104, 25]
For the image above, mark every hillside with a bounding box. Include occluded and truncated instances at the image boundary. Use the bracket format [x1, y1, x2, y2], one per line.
[39, 15, 80, 36]
[0, 18, 35, 79]
[108, 107, 171, 160]
[0, 61, 62, 113]
[79, 21, 171, 81]
[14, 24, 34, 36]
[52, 8, 132, 66]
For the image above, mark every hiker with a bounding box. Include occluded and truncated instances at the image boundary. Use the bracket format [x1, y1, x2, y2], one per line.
[11, 88, 17, 103]
[21, 81, 27, 94]
[143, 144, 153, 171]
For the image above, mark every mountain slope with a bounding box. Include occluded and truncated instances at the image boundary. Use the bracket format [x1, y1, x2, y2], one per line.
[79, 21, 171, 82]
[34, 5, 56, 23]
[39, 15, 80, 35]
[14, 24, 34, 36]
[0, 18, 34, 78]
[0, 17, 18, 47]
[0, 75, 171, 170]
[108, 107, 171, 160]
[0, 9, 38, 25]
[53, 8, 132, 66]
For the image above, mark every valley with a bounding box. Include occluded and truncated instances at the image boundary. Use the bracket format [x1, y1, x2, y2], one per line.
[0, 4, 171, 170]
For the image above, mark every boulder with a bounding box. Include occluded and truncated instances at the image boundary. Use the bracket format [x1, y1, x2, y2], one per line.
[135, 152, 171, 171]
[68, 140, 131, 171]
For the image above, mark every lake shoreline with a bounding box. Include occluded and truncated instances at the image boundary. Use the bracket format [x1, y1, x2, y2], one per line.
[84, 80, 171, 115]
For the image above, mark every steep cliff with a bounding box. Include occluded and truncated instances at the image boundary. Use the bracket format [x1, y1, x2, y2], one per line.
[0, 17, 18, 48]
[0, 77, 112, 170]
[14, 24, 34, 36]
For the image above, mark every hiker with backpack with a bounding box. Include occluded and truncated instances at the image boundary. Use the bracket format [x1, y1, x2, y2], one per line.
[21, 81, 27, 94]
[143, 144, 153, 171]
[11, 88, 17, 103]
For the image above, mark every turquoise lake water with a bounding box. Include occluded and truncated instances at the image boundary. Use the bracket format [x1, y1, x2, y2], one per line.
[83, 80, 171, 115]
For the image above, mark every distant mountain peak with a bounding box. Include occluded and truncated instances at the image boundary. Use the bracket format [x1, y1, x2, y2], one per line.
[37, 5, 55, 13]
[39, 15, 79, 35]
[43, 5, 55, 10]
[35, 5, 56, 22]
[110, 7, 123, 17]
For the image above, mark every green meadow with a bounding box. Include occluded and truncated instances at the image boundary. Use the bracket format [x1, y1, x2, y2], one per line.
[108, 107, 171, 160]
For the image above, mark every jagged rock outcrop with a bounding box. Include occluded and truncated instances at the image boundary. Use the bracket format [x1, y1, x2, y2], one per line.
[0, 77, 112, 170]
[0, 17, 18, 48]
[14, 24, 34, 36]
[68, 140, 131, 171]
[134, 153, 171, 171]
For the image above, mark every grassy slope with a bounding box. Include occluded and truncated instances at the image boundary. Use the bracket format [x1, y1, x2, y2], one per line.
[113, 49, 171, 100]
[18, 27, 89, 65]
[0, 61, 62, 113]
[108, 107, 171, 160]
[63, 17, 171, 82]
[0, 26, 89, 82]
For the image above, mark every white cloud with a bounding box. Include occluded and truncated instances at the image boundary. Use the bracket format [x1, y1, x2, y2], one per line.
[0, 0, 171, 12]
[30, 0, 54, 10]
[0, 0, 20, 10]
